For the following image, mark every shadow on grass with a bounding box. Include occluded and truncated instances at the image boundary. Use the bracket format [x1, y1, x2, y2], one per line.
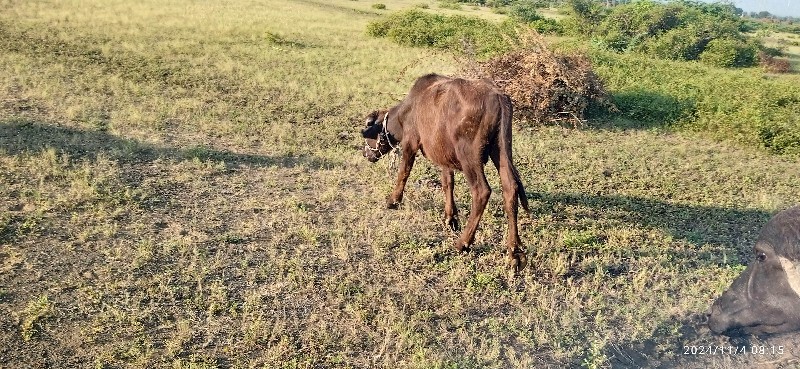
[0, 118, 339, 169]
[605, 315, 800, 368]
[528, 191, 774, 259]
[590, 89, 697, 131]
[525, 192, 795, 367]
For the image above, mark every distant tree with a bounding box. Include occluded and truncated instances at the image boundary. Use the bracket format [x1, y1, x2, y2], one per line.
[563, 0, 606, 34]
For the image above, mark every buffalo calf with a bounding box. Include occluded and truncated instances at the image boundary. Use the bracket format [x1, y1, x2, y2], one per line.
[361, 74, 530, 271]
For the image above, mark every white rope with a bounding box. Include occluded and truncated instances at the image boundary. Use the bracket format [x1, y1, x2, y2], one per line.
[364, 111, 398, 153]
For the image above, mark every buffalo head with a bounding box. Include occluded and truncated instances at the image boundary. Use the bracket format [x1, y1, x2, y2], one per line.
[361, 110, 394, 163]
[708, 205, 800, 336]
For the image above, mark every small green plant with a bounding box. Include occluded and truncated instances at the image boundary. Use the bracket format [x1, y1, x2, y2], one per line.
[581, 336, 609, 369]
[467, 272, 500, 292]
[371, 3, 386, 9]
[414, 3, 429, 9]
[265, 31, 286, 45]
[563, 230, 603, 251]
[21, 295, 52, 341]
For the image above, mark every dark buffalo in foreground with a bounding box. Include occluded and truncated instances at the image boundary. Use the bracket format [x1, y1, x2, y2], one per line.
[361, 73, 530, 270]
[709, 205, 800, 336]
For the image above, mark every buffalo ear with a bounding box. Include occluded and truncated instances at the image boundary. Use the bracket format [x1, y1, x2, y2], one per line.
[365, 111, 379, 127]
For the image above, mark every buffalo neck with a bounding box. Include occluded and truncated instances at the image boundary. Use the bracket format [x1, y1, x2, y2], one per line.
[385, 106, 403, 144]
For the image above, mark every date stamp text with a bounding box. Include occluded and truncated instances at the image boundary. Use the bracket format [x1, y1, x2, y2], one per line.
[683, 345, 784, 356]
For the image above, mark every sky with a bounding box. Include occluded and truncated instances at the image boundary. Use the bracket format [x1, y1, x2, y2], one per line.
[727, 0, 800, 17]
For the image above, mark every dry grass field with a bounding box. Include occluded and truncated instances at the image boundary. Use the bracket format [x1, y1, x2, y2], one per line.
[1, 0, 800, 368]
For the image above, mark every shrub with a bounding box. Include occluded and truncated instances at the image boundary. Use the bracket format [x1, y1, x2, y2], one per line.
[596, 1, 683, 51]
[758, 123, 800, 155]
[414, 2, 430, 9]
[438, 1, 462, 10]
[510, 0, 543, 23]
[641, 26, 708, 60]
[366, 10, 519, 57]
[699, 38, 758, 68]
[584, 0, 764, 68]
[530, 18, 563, 35]
[372, 3, 387, 10]
[564, 0, 606, 35]
[590, 50, 800, 154]
[610, 88, 695, 124]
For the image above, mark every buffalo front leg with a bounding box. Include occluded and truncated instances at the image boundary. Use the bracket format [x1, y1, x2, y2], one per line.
[491, 150, 526, 271]
[441, 168, 459, 232]
[386, 146, 417, 209]
[454, 164, 491, 252]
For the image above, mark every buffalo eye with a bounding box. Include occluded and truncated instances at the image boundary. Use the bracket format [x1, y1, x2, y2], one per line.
[756, 252, 767, 262]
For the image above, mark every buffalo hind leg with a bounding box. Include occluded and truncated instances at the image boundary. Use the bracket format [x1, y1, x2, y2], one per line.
[441, 168, 460, 232]
[387, 145, 417, 209]
[455, 162, 491, 253]
[490, 148, 526, 271]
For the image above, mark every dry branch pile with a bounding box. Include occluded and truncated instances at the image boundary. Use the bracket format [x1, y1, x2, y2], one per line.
[759, 51, 793, 74]
[464, 33, 614, 126]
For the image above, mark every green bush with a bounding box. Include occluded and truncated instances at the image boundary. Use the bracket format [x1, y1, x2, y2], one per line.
[611, 89, 695, 124]
[699, 38, 757, 67]
[510, 0, 543, 23]
[758, 123, 800, 155]
[589, 50, 800, 154]
[583, 0, 762, 68]
[641, 26, 708, 60]
[372, 3, 387, 10]
[530, 18, 563, 35]
[438, 1, 462, 10]
[564, 0, 606, 35]
[366, 9, 519, 57]
[596, 1, 682, 51]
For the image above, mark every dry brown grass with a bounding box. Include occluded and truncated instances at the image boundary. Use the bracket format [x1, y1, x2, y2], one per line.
[759, 51, 793, 74]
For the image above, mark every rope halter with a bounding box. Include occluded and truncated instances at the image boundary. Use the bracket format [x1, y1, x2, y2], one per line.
[364, 112, 396, 155]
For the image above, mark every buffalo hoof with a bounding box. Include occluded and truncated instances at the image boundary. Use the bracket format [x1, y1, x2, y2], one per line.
[446, 217, 460, 232]
[386, 199, 400, 209]
[454, 240, 471, 253]
[508, 251, 527, 273]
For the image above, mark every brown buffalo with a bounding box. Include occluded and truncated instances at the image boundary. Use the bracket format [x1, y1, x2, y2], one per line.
[708, 205, 800, 336]
[361, 73, 530, 270]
